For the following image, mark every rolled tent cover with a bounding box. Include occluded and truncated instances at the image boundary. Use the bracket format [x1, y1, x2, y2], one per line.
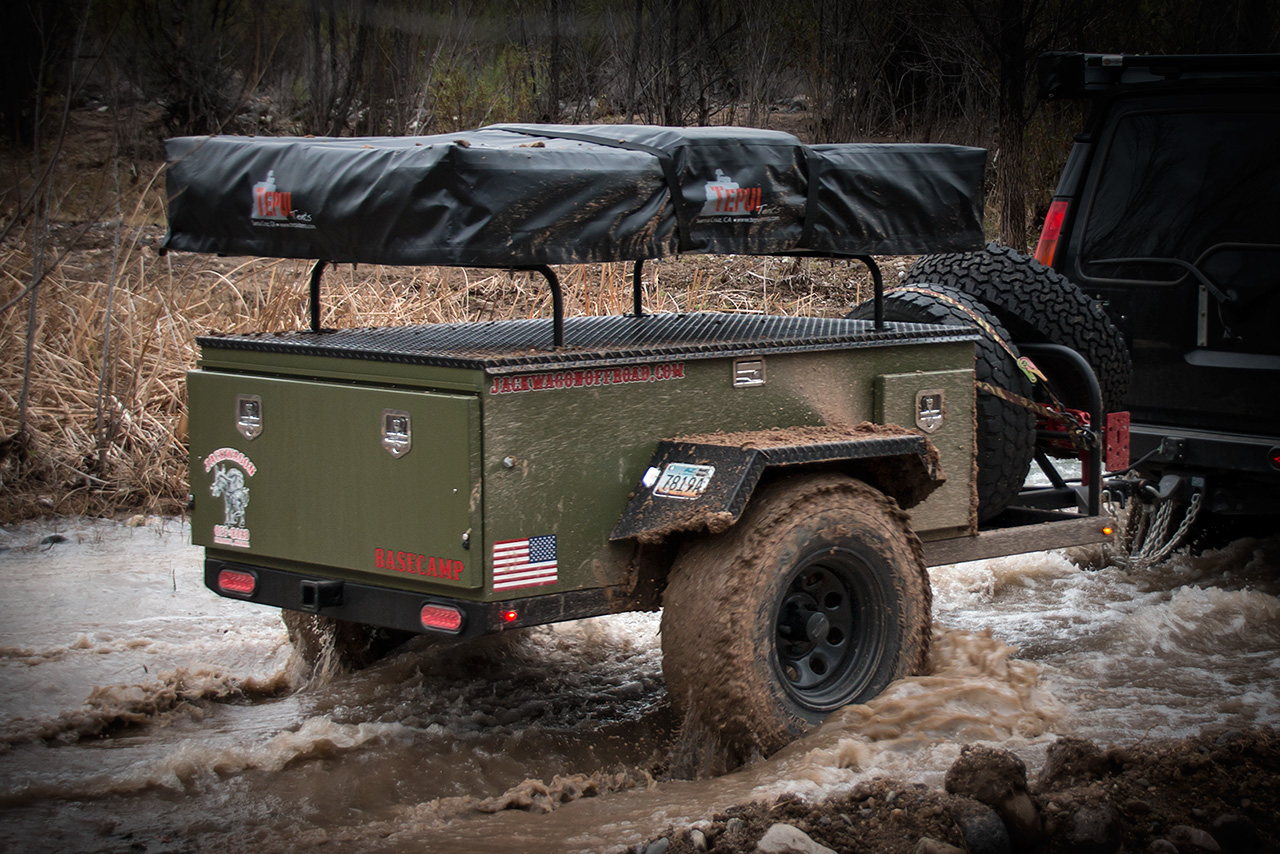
[163, 124, 986, 267]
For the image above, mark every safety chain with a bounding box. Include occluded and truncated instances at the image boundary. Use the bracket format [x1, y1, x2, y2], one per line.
[1125, 489, 1204, 568]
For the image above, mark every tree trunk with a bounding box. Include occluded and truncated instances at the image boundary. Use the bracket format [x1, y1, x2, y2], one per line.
[994, 0, 1027, 249]
[625, 0, 644, 122]
[548, 0, 562, 122]
[663, 0, 682, 125]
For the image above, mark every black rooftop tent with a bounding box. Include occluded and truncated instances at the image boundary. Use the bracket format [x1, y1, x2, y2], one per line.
[163, 124, 986, 266]
[163, 124, 987, 343]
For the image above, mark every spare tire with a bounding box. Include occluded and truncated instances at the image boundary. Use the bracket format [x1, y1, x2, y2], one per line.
[849, 284, 1035, 521]
[904, 243, 1132, 413]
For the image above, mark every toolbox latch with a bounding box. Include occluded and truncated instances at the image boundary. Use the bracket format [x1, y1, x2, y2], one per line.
[381, 409, 412, 457]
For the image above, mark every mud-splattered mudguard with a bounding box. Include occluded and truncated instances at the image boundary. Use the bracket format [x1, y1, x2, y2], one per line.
[609, 425, 942, 543]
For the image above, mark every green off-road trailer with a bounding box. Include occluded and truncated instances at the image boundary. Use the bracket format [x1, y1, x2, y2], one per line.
[165, 124, 1121, 760]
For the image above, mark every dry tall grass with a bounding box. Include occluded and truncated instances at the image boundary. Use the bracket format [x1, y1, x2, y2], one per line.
[2, 194, 898, 522]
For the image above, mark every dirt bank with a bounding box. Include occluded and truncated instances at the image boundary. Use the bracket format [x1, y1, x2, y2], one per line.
[635, 728, 1280, 854]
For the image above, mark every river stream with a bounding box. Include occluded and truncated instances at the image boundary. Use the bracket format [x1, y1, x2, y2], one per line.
[1, 517, 1276, 853]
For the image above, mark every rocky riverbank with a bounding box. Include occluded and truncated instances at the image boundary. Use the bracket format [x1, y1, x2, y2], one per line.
[632, 728, 1279, 854]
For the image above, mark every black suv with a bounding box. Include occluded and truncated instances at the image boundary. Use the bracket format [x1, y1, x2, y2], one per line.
[1037, 53, 1280, 541]
[875, 53, 1280, 557]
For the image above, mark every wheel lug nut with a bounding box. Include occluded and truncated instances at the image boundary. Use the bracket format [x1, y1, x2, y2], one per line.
[806, 612, 830, 643]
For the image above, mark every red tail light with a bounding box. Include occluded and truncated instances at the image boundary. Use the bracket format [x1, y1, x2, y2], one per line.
[1034, 200, 1069, 267]
[419, 603, 464, 633]
[217, 568, 257, 596]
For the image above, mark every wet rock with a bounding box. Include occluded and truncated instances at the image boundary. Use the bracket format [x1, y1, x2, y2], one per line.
[1124, 799, 1154, 816]
[1215, 730, 1245, 747]
[755, 823, 836, 854]
[945, 745, 1043, 849]
[690, 828, 708, 852]
[1065, 802, 1122, 854]
[950, 797, 1011, 854]
[614, 680, 645, 699]
[914, 838, 966, 854]
[1038, 737, 1111, 790]
[643, 837, 670, 854]
[848, 781, 874, 801]
[1166, 825, 1221, 854]
[1209, 813, 1258, 853]
[1148, 841, 1180, 854]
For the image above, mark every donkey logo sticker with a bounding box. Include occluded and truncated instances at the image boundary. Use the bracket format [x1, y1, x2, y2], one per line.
[204, 447, 257, 548]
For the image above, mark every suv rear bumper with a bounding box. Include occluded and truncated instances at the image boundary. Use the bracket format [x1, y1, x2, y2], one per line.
[1131, 424, 1280, 478]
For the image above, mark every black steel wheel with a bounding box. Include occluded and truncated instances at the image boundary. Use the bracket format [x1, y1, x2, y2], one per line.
[774, 548, 888, 712]
[661, 474, 931, 764]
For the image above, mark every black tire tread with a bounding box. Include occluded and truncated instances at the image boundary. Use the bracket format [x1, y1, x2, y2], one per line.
[904, 243, 1132, 412]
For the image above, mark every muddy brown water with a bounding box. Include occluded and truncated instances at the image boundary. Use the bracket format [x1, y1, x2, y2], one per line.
[1, 518, 1277, 853]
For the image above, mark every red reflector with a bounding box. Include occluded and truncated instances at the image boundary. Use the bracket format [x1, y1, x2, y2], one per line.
[1270, 446, 1280, 471]
[217, 568, 256, 596]
[1034, 200, 1069, 267]
[420, 603, 464, 633]
[503, 610, 518, 623]
[1105, 411, 1131, 473]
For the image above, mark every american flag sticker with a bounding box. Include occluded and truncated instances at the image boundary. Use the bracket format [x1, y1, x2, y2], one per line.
[492, 535, 558, 590]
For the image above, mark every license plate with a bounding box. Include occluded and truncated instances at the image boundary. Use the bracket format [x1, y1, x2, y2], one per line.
[653, 463, 715, 499]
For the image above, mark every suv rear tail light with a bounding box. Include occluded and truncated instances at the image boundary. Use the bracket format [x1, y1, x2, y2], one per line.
[217, 568, 257, 596]
[420, 603, 464, 633]
[1034, 199, 1069, 267]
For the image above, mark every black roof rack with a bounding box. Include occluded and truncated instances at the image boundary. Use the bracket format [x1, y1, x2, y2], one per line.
[1038, 52, 1280, 99]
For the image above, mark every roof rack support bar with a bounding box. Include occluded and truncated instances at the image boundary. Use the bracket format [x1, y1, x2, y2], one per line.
[632, 260, 645, 317]
[309, 260, 327, 333]
[529, 264, 564, 348]
[853, 255, 885, 330]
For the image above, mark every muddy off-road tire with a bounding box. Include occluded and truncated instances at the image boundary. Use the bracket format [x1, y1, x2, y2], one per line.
[281, 610, 412, 674]
[905, 243, 1132, 412]
[660, 474, 931, 762]
[849, 284, 1036, 522]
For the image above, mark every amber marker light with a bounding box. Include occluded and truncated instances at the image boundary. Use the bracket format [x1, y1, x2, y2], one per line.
[1101, 524, 1114, 537]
